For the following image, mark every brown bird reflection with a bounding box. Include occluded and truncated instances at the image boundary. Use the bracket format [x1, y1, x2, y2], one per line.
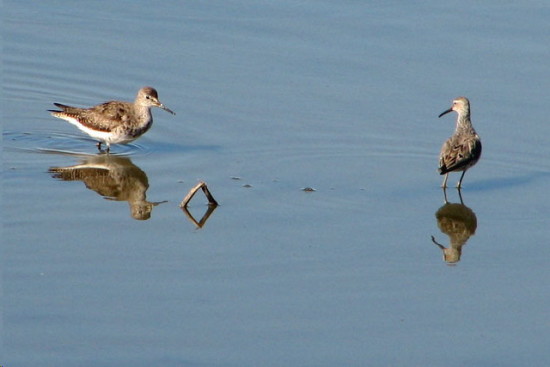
[431, 190, 478, 264]
[49, 155, 165, 220]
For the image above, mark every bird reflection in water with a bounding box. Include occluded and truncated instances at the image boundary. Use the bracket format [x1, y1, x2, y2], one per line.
[49, 155, 166, 220]
[431, 189, 478, 264]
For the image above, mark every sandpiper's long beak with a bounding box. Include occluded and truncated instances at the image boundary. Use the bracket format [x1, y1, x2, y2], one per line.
[158, 103, 176, 115]
[438, 107, 453, 118]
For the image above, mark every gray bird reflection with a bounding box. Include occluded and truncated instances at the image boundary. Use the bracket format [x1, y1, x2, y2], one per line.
[431, 189, 478, 264]
[49, 155, 166, 220]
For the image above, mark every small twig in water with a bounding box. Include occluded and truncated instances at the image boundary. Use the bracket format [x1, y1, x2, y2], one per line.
[180, 181, 218, 208]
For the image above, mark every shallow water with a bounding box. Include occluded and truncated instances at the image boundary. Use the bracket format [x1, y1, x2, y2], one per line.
[3, 1, 550, 366]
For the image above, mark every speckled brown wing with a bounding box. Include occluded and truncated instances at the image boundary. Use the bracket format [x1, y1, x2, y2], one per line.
[50, 101, 134, 132]
[439, 134, 482, 175]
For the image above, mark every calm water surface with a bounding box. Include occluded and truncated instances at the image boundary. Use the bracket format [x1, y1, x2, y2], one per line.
[3, 1, 550, 366]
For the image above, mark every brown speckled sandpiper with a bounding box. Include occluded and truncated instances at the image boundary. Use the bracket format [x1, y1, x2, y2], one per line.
[438, 97, 482, 188]
[49, 86, 175, 152]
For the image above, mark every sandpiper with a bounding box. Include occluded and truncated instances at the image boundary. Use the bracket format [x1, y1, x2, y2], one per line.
[437, 97, 482, 188]
[49, 86, 175, 152]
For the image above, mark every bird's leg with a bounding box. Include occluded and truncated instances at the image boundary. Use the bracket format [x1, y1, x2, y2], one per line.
[96, 141, 110, 154]
[441, 173, 449, 189]
[456, 170, 467, 189]
[442, 187, 449, 204]
[457, 187, 464, 205]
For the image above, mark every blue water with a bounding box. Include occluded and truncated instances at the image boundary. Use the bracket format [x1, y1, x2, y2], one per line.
[3, 1, 550, 366]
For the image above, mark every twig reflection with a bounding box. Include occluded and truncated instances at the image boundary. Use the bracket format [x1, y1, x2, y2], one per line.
[181, 204, 218, 229]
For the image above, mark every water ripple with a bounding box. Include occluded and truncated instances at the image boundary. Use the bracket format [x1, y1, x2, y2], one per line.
[3, 130, 153, 157]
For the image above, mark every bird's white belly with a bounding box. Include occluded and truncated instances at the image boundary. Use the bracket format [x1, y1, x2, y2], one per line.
[62, 116, 138, 144]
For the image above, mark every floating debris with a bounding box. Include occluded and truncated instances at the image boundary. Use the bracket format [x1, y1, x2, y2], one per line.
[180, 181, 218, 208]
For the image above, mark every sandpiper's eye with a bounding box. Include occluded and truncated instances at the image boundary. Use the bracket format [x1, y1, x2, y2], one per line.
[146, 95, 151, 99]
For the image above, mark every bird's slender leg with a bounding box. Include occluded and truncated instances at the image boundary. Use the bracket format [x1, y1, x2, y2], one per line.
[457, 188, 464, 205]
[456, 170, 467, 189]
[442, 187, 449, 204]
[96, 141, 110, 154]
[441, 173, 449, 189]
